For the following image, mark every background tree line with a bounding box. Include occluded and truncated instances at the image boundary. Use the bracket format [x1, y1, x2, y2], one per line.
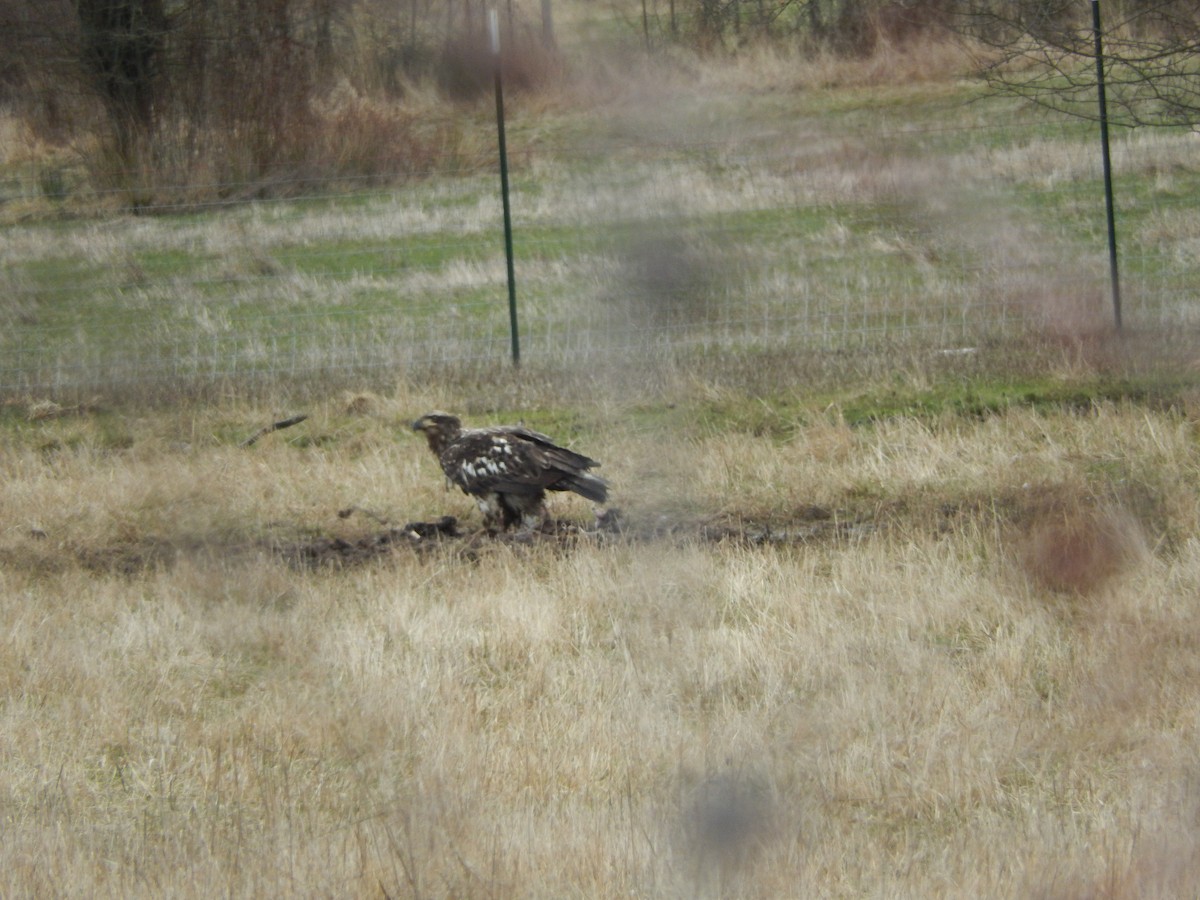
[0, 0, 1196, 206]
[0, 0, 550, 200]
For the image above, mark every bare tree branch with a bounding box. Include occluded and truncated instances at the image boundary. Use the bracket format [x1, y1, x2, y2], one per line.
[961, 0, 1200, 127]
[240, 414, 309, 448]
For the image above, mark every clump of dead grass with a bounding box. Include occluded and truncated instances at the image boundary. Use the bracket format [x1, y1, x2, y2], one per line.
[708, 31, 980, 93]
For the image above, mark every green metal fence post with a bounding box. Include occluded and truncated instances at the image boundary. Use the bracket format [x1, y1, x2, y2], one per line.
[490, 9, 520, 365]
[1092, 0, 1122, 331]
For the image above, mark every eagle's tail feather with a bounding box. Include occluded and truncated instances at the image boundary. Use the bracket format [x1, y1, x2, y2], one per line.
[564, 473, 608, 504]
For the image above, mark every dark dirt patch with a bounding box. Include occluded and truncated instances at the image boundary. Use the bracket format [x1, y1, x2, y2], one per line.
[0, 481, 1165, 583]
[613, 505, 875, 547]
[74, 537, 181, 576]
[280, 515, 464, 567]
[0, 507, 870, 577]
[282, 513, 645, 568]
[0, 535, 182, 578]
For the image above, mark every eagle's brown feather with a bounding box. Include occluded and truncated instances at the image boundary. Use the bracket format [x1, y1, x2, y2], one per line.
[412, 412, 608, 532]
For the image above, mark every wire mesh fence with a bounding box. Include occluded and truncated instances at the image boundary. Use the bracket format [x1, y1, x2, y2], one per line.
[4, 97, 1199, 400]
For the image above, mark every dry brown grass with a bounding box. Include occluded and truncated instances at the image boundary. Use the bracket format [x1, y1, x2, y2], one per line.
[3, 386, 1200, 897]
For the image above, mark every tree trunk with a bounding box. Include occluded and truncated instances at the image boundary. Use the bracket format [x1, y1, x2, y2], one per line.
[74, 0, 166, 159]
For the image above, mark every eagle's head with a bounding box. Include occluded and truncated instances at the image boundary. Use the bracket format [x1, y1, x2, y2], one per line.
[412, 411, 463, 455]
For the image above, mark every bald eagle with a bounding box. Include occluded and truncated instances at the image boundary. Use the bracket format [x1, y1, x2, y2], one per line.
[412, 412, 609, 533]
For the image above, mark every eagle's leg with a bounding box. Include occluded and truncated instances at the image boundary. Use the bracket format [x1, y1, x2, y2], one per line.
[479, 492, 546, 535]
[496, 494, 526, 532]
[507, 492, 547, 535]
[521, 512, 543, 532]
[477, 494, 506, 533]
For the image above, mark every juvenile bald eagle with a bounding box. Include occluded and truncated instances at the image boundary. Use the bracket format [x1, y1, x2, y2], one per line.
[412, 412, 608, 533]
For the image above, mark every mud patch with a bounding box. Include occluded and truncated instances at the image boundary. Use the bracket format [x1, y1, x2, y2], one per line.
[74, 537, 181, 576]
[0, 507, 878, 577]
[614, 505, 874, 546]
[0, 483, 1162, 582]
[0, 535, 180, 578]
[281, 513, 641, 568]
[281, 516, 463, 568]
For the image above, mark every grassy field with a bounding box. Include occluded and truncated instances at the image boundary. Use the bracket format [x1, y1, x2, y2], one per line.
[4, 367, 1200, 897]
[5, 28, 1200, 899]
[5, 42, 1200, 398]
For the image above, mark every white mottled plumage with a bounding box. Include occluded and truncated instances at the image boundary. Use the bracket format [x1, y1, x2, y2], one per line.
[412, 412, 608, 533]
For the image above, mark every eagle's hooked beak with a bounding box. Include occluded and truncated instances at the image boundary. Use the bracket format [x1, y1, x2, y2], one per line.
[411, 416, 428, 432]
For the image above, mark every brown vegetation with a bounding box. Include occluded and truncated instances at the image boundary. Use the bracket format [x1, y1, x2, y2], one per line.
[0, 0, 975, 209]
[4, 4, 1200, 895]
[3, 377, 1200, 896]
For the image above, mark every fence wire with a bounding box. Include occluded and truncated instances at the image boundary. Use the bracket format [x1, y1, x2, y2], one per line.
[3, 104, 1198, 399]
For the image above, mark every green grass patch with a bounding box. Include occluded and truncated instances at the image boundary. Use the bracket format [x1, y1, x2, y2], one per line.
[6, 76, 1200, 402]
[831, 374, 1198, 427]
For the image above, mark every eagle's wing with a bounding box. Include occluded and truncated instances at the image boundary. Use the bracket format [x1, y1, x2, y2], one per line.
[440, 427, 606, 500]
[439, 429, 556, 496]
[491, 425, 602, 472]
